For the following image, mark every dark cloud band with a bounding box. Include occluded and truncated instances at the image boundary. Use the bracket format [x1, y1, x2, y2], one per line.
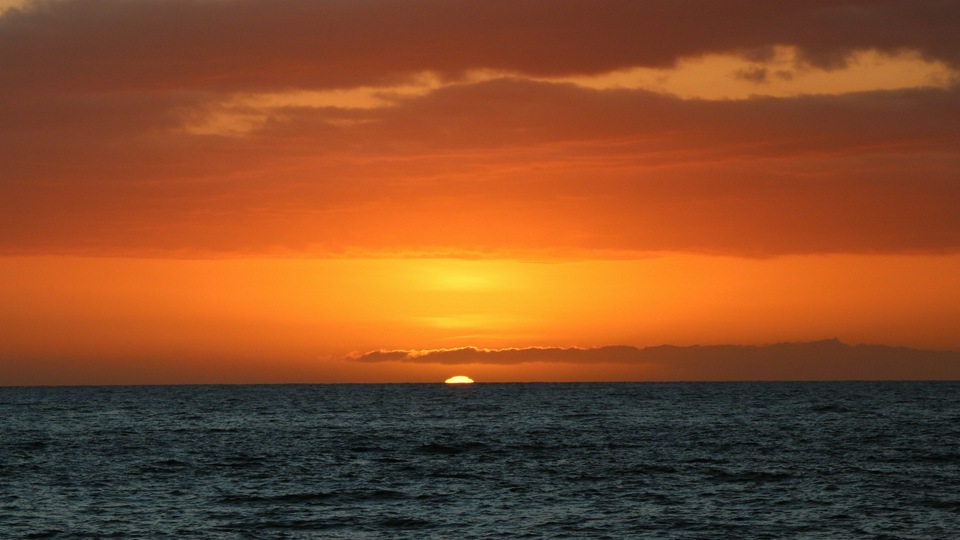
[349, 341, 960, 380]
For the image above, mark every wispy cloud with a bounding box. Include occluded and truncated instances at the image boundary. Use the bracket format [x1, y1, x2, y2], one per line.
[350, 345, 644, 365]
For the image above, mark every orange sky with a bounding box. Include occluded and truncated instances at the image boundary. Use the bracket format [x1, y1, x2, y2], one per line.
[1, 1, 959, 385]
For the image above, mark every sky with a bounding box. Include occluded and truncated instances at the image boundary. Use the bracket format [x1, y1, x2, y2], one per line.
[1, 0, 959, 384]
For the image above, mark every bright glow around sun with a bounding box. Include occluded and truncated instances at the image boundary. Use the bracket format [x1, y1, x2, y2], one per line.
[444, 375, 475, 384]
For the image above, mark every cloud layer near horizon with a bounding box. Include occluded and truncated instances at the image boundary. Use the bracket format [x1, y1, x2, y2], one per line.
[350, 342, 960, 380]
[2, 0, 959, 258]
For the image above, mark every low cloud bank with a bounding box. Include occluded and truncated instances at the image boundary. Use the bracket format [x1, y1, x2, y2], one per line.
[349, 340, 960, 380]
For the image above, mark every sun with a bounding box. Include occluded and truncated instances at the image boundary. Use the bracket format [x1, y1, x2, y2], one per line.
[444, 375, 475, 384]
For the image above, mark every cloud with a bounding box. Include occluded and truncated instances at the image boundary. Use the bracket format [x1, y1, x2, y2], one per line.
[350, 346, 643, 365]
[349, 341, 960, 380]
[735, 66, 769, 84]
[2, 0, 959, 97]
[2, 78, 957, 257]
[1, 1, 959, 258]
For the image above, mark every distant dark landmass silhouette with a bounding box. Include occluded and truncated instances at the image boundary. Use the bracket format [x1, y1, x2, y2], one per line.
[351, 339, 960, 381]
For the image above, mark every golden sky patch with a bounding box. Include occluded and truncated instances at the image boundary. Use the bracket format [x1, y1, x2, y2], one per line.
[556, 47, 956, 99]
[0, 0, 28, 14]
[181, 47, 956, 136]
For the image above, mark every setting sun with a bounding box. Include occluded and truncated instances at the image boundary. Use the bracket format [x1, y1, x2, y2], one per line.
[444, 376, 475, 385]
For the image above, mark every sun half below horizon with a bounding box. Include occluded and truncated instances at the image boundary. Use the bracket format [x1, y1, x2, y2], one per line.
[1, 0, 959, 386]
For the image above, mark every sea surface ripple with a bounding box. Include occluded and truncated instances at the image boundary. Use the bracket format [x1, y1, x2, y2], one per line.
[1, 382, 958, 538]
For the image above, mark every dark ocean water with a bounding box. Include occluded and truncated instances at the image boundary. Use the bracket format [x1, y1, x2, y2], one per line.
[2, 382, 959, 539]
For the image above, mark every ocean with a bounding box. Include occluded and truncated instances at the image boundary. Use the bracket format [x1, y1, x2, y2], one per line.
[2, 382, 958, 538]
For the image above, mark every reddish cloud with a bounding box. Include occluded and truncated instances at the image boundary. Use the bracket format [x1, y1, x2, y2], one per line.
[1, 1, 958, 258]
[2, 0, 959, 96]
[3, 80, 957, 257]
